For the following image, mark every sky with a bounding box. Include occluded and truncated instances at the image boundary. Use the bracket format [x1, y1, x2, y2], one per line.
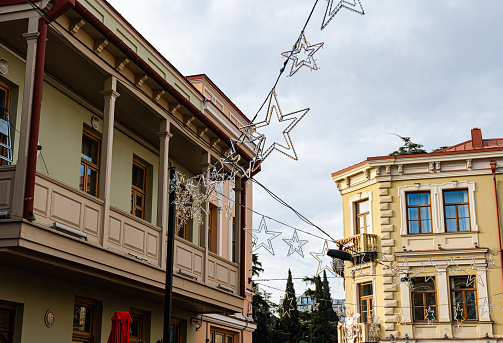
[106, 0, 503, 304]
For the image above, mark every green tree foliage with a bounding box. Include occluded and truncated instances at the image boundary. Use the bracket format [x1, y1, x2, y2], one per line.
[252, 254, 277, 343]
[309, 275, 331, 343]
[388, 134, 427, 156]
[278, 269, 302, 343]
[322, 271, 338, 341]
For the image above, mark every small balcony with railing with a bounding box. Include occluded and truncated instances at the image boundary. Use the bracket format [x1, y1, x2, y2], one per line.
[330, 233, 379, 277]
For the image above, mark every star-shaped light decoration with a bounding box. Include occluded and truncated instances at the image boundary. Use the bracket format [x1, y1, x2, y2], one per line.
[245, 216, 281, 255]
[447, 257, 462, 274]
[480, 296, 495, 318]
[283, 230, 309, 257]
[311, 240, 338, 277]
[279, 296, 295, 318]
[312, 301, 320, 311]
[281, 32, 324, 76]
[465, 274, 476, 288]
[454, 303, 464, 328]
[224, 199, 234, 219]
[425, 306, 436, 325]
[321, 0, 365, 30]
[396, 309, 411, 325]
[240, 90, 309, 163]
[486, 252, 498, 268]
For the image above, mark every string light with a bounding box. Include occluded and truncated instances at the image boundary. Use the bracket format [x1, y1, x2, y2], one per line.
[321, 0, 365, 30]
[245, 216, 282, 255]
[281, 32, 324, 76]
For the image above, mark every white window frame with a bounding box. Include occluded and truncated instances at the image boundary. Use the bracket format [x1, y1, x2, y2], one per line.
[398, 181, 478, 235]
[348, 192, 373, 235]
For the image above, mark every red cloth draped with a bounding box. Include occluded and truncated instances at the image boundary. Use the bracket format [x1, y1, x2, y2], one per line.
[107, 311, 132, 343]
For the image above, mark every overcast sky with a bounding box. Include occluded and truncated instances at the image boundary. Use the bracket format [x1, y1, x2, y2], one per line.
[107, 0, 503, 304]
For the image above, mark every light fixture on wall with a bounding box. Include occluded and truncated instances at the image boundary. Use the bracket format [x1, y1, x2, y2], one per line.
[218, 284, 234, 293]
[91, 116, 100, 130]
[402, 245, 407, 251]
[191, 315, 203, 331]
[178, 269, 198, 280]
[0, 211, 11, 219]
[438, 243, 443, 250]
[0, 58, 8, 75]
[474, 241, 479, 248]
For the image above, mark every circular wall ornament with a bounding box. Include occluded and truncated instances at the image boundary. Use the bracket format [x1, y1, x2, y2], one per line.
[0, 58, 8, 75]
[44, 309, 55, 328]
[91, 116, 100, 130]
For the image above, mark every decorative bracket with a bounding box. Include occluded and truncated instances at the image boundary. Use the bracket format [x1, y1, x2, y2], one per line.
[135, 74, 148, 87]
[70, 19, 85, 35]
[116, 57, 129, 71]
[154, 89, 165, 102]
[94, 39, 108, 54]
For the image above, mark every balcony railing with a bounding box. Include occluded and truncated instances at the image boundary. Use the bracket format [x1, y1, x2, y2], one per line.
[337, 233, 378, 255]
[338, 322, 380, 343]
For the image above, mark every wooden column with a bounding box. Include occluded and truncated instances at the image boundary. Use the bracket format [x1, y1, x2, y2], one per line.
[12, 17, 40, 218]
[157, 119, 172, 269]
[99, 76, 119, 247]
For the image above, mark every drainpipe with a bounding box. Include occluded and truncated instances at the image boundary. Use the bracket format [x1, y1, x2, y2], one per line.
[240, 177, 247, 297]
[24, 0, 75, 219]
[490, 161, 503, 287]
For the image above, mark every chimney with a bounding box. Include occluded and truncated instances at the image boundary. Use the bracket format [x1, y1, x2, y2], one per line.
[471, 127, 483, 149]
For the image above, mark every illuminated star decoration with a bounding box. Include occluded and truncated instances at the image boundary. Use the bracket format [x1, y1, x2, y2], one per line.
[448, 257, 462, 274]
[486, 252, 498, 268]
[454, 303, 464, 327]
[425, 306, 436, 325]
[283, 230, 309, 257]
[281, 32, 324, 76]
[224, 199, 234, 218]
[321, 0, 365, 30]
[279, 296, 295, 318]
[311, 240, 338, 277]
[241, 90, 309, 162]
[245, 216, 281, 255]
[396, 309, 411, 325]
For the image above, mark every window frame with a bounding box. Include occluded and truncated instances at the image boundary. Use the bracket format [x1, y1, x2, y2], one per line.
[131, 158, 147, 220]
[210, 328, 235, 343]
[129, 309, 145, 343]
[348, 192, 373, 235]
[443, 189, 471, 232]
[405, 191, 432, 234]
[411, 277, 437, 322]
[0, 80, 11, 166]
[359, 282, 373, 323]
[80, 129, 101, 196]
[450, 276, 478, 321]
[72, 297, 96, 343]
[208, 203, 218, 254]
[355, 199, 370, 234]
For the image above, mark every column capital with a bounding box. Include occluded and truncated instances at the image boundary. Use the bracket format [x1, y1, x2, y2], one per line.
[158, 131, 173, 139]
[100, 90, 120, 99]
[22, 32, 40, 41]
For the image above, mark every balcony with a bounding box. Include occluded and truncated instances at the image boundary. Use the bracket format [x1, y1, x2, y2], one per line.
[337, 233, 378, 258]
[0, 167, 242, 313]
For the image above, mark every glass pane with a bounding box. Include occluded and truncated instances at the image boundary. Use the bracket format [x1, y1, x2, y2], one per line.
[135, 209, 143, 218]
[81, 134, 99, 164]
[73, 305, 91, 332]
[79, 164, 85, 191]
[420, 207, 431, 219]
[408, 192, 429, 206]
[361, 301, 367, 312]
[361, 311, 368, 323]
[132, 163, 145, 190]
[421, 220, 431, 233]
[453, 291, 463, 304]
[357, 216, 364, 229]
[413, 277, 435, 291]
[136, 194, 143, 207]
[444, 190, 467, 204]
[445, 205, 456, 219]
[227, 336, 234, 343]
[446, 219, 457, 232]
[0, 89, 6, 106]
[458, 204, 469, 217]
[426, 293, 436, 306]
[360, 283, 373, 296]
[466, 291, 476, 305]
[466, 305, 477, 320]
[452, 277, 471, 290]
[413, 307, 424, 321]
[216, 334, 224, 343]
[130, 319, 139, 337]
[87, 169, 97, 196]
[459, 218, 470, 231]
[357, 200, 369, 214]
[408, 207, 418, 220]
[412, 293, 423, 307]
[408, 220, 419, 234]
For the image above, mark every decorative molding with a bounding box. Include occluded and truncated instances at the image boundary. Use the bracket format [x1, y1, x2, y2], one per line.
[154, 89, 165, 102]
[466, 159, 472, 170]
[170, 103, 181, 115]
[363, 168, 370, 180]
[397, 164, 403, 175]
[197, 127, 209, 137]
[385, 165, 391, 175]
[183, 115, 195, 126]
[344, 177, 350, 188]
[375, 166, 381, 176]
[93, 39, 108, 54]
[70, 19, 86, 35]
[135, 74, 148, 87]
[428, 162, 434, 173]
[211, 138, 221, 148]
[395, 248, 488, 257]
[115, 57, 129, 71]
[435, 161, 441, 172]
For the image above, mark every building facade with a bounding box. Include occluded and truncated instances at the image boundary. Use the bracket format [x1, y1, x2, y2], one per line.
[0, 0, 256, 342]
[332, 128, 503, 343]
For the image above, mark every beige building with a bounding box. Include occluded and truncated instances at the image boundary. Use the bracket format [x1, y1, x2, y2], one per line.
[0, 0, 256, 342]
[332, 128, 503, 343]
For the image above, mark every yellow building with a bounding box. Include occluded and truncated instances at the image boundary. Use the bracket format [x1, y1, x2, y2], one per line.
[0, 1, 256, 342]
[332, 128, 503, 343]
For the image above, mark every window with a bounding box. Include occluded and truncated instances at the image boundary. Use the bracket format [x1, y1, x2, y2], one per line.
[451, 276, 477, 320]
[170, 319, 181, 343]
[73, 297, 96, 343]
[129, 309, 145, 343]
[355, 200, 370, 234]
[0, 81, 11, 166]
[80, 130, 100, 196]
[359, 282, 373, 323]
[444, 190, 471, 232]
[406, 192, 431, 234]
[412, 277, 437, 322]
[131, 159, 147, 219]
[208, 204, 218, 254]
[175, 216, 188, 239]
[210, 329, 235, 343]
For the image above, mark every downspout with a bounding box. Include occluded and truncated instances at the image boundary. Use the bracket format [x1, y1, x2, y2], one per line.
[24, 0, 76, 219]
[490, 161, 503, 287]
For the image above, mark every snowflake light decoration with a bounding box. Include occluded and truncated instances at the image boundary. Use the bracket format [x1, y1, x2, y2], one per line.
[454, 303, 464, 328]
[425, 306, 436, 325]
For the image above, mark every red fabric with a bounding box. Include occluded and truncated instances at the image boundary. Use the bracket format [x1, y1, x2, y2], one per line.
[107, 311, 132, 343]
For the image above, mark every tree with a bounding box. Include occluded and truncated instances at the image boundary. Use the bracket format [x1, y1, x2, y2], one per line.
[309, 275, 331, 343]
[322, 271, 338, 342]
[388, 134, 427, 156]
[252, 254, 277, 343]
[278, 269, 302, 343]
